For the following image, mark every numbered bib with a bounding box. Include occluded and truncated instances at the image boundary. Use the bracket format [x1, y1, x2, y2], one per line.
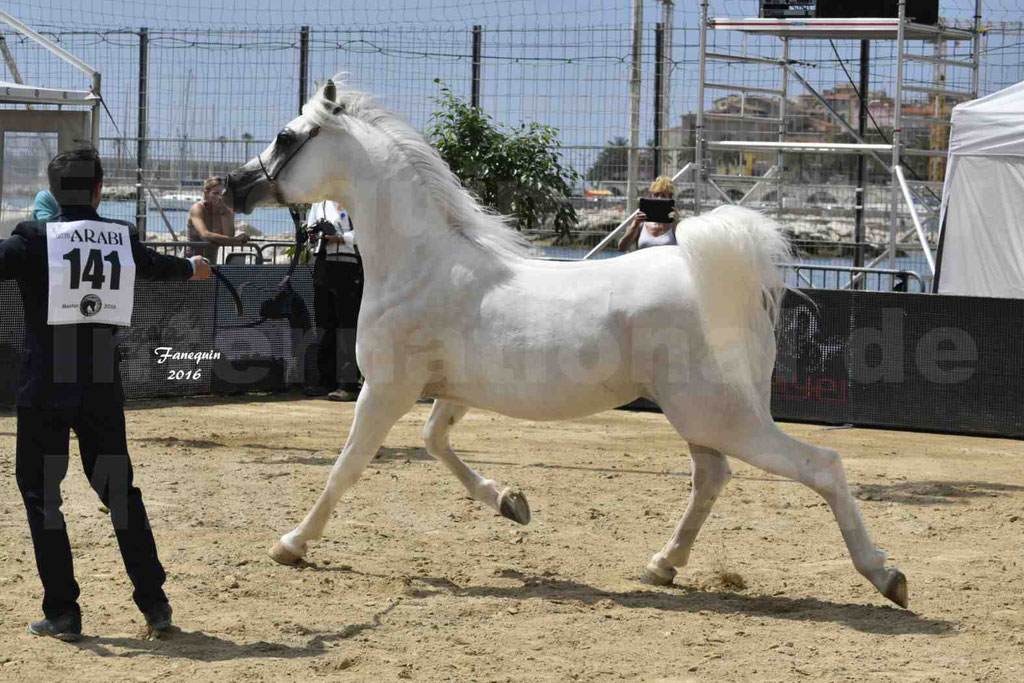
[46, 220, 137, 326]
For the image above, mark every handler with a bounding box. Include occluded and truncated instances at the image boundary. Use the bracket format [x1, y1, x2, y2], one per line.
[0, 147, 211, 641]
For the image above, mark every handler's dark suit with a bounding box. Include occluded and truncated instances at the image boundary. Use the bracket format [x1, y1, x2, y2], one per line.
[0, 206, 193, 622]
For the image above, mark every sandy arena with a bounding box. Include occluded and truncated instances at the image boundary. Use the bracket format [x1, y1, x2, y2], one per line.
[0, 396, 1021, 682]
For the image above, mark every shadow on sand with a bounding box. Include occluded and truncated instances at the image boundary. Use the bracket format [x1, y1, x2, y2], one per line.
[854, 479, 1024, 505]
[67, 601, 399, 662]
[238, 445, 433, 467]
[404, 572, 953, 637]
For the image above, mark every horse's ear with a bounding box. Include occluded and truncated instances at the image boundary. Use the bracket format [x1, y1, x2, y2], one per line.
[324, 80, 337, 102]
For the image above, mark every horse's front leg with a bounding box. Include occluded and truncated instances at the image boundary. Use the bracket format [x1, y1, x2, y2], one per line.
[270, 383, 417, 564]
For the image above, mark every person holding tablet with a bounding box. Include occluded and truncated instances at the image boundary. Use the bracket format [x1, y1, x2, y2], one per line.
[617, 176, 679, 251]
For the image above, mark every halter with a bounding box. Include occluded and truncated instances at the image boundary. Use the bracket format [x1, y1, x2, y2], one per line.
[257, 125, 321, 203]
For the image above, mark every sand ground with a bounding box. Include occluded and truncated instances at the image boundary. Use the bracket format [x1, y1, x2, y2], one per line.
[0, 396, 1021, 682]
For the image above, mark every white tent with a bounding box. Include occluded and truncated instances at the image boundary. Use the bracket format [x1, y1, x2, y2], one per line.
[937, 81, 1024, 298]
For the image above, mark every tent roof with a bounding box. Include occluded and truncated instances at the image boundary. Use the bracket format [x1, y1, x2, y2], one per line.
[0, 81, 97, 106]
[948, 80, 1024, 158]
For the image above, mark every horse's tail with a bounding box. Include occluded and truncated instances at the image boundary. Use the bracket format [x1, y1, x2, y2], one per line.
[675, 205, 790, 418]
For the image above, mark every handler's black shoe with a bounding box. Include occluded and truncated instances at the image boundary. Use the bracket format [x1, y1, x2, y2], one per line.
[28, 614, 82, 642]
[143, 602, 173, 633]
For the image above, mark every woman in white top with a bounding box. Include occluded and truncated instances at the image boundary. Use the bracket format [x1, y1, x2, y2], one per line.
[617, 176, 678, 252]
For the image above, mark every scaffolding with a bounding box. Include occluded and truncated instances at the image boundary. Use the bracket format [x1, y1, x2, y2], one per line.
[694, 1, 982, 285]
[0, 9, 101, 145]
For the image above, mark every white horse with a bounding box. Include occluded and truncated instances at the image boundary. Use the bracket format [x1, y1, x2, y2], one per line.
[225, 80, 908, 608]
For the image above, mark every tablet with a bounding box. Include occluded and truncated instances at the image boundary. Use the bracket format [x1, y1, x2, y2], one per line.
[639, 197, 675, 223]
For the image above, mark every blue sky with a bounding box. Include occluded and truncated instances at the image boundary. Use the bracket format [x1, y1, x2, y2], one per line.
[3, 1, 1019, 156]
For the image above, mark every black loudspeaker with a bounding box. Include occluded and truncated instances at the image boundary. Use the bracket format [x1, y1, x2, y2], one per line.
[760, 2, 816, 18]
[816, 1, 939, 25]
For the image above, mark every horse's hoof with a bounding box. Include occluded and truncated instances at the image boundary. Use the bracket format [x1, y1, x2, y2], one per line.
[882, 569, 909, 609]
[641, 562, 676, 586]
[269, 539, 304, 566]
[498, 488, 531, 525]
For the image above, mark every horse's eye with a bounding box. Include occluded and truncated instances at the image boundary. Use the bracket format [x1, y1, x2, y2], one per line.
[276, 130, 294, 146]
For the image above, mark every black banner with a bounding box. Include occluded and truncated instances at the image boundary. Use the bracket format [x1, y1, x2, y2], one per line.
[772, 289, 1024, 438]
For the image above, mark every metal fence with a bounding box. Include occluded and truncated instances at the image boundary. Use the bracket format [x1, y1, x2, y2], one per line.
[3, 1, 1024, 289]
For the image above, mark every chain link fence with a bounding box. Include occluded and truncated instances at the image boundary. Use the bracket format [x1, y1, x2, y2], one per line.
[2, 1, 1024, 286]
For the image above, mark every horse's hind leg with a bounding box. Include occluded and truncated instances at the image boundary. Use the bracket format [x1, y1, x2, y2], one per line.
[721, 421, 908, 608]
[643, 444, 731, 585]
[270, 383, 417, 564]
[423, 400, 530, 525]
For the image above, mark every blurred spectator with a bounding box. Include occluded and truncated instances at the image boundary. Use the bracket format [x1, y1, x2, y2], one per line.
[187, 176, 249, 261]
[31, 189, 60, 221]
[617, 176, 679, 252]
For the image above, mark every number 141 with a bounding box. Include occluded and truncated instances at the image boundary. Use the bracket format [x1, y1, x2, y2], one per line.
[63, 248, 122, 290]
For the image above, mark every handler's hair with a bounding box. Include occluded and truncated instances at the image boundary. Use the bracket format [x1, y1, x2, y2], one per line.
[48, 146, 104, 208]
[648, 175, 675, 198]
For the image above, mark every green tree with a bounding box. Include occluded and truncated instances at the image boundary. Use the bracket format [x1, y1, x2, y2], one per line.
[585, 136, 629, 181]
[426, 80, 579, 244]
[585, 137, 661, 184]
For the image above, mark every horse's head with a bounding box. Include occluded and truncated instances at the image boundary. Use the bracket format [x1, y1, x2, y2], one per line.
[226, 80, 363, 214]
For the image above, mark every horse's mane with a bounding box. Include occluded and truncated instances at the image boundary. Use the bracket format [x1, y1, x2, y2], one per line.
[302, 80, 529, 259]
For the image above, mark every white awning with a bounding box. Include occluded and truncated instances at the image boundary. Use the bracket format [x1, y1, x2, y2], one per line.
[938, 81, 1024, 298]
[0, 81, 97, 106]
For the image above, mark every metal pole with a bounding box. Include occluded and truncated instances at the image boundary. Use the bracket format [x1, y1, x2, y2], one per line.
[661, 1, 674, 173]
[695, 0, 709, 213]
[299, 26, 310, 114]
[91, 72, 101, 147]
[854, 40, 869, 277]
[0, 9, 96, 77]
[471, 25, 482, 108]
[0, 34, 53, 157]
[890, 1, 907, 271]
[931, 38, 945, 181]
[894, 165, 936, 275]
[136, 28, 149, 239]
[653, 23, 664, 178]
[626, 0, 643, 215]
[971, 0, 982, 97]
[778, 37, 789, 221]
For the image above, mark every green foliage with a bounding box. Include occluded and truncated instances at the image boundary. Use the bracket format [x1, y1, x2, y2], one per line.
[426, 79, 579, 243]
[284, 221, 313, 264]
[585, 136, 629, 182]
[585, 136, 660, 184]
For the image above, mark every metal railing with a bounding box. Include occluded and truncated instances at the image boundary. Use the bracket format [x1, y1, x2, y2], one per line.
[145, 241, 294, 265]
[780, 263, 925, 292]
[144, 242, 927, 293]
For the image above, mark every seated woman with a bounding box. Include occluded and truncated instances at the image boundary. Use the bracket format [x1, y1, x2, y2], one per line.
[617, 176, 679, 252]
[187, 176, 249, 261]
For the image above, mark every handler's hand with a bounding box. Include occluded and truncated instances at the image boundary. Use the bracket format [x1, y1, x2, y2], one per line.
[235, 233, 250, 245]
[634, 211, 647, 224]
[189, 256, 212, 280]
